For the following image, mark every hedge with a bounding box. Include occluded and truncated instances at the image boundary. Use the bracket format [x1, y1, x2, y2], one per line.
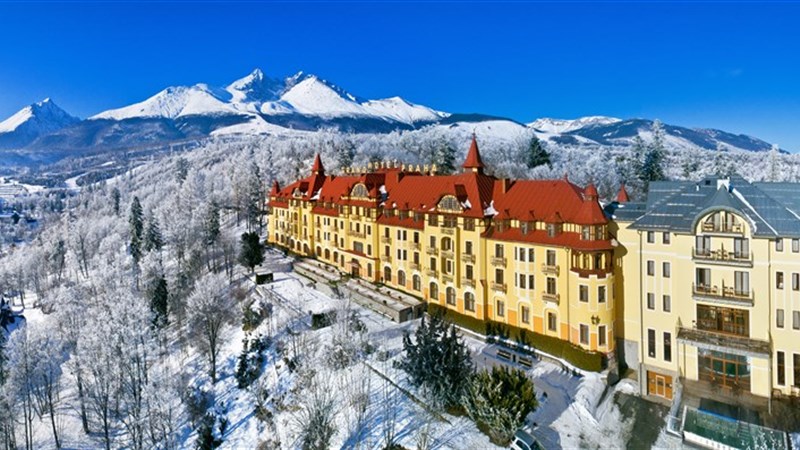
[427, 303, 605, 372]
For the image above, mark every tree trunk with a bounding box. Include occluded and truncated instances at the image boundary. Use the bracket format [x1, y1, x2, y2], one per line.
[76, 365, 90, 433]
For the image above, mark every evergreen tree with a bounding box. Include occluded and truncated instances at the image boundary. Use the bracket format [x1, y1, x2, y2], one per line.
[176, 157, 190, 184]
[638, 120, 666, 190]
[245, 159, 263, 232]
[335, 135, 356, 169]
[397, 312, 474, 409]
[238, 232, 264, 273]
[526, 135, 551, 169]
[150, 276, 169, 328]
[462, 366, 538, 445]
[111, 187, 121, 216]
[144, 215, 164, 253]
[204, 201, 221, 246]
[435, 138, 457, 175]
[129, 196, 144, 263]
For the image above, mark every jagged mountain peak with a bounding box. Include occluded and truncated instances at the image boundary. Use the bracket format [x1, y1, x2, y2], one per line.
[0, 98, 79, 148]
[226, 68, 282, 104]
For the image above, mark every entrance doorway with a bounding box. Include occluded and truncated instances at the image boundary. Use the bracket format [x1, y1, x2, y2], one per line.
[647, 371, 674, 399]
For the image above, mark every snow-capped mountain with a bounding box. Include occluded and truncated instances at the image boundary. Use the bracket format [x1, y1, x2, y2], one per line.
[0, 98, 79, 148]
[0, 68, 785, 155]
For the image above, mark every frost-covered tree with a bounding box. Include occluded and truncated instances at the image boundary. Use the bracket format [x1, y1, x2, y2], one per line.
[187, 272, 236, 383]
[144, 214, 164, 253]
[639, 120, 666, 190]
[129, 196, 145, 264]
[111, 187, 121, 216]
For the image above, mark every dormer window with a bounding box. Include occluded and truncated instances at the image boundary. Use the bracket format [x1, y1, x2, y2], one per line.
[581, 226, 591, 241]
[521, 222, 530, 235]
[350, 183, 369, 199]
[547, 223, 561, 238]
[437, 195, 462, 213]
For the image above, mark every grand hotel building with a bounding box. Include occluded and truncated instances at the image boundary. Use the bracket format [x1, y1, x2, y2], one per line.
[268, 137, 800, 405]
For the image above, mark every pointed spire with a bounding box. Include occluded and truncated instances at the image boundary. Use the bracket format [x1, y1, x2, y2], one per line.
[584, 183, 599, 201]
[270, 180, 280, 196]
[462, 134, 485, 173]
[311, 153, 325, 176]
[616, 183, 630, 203]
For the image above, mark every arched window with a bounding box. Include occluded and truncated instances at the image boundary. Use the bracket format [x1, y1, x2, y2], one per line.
[464, 292, 475, 312]
[384, 266, 392, 283]
[398, 270, 406, 287]
[351, 183, 369, 198]
[429, 282, 439, 301]
[413, 275, 421, 291]
[438, 195, 461, 212]
[446, 287, 456, 305]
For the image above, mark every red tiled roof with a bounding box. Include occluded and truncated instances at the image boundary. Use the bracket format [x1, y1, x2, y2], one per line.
[491, 179, 608, 226]
[617, 183, 630, 203]
[311, 153, 324, 174]
[484, 228, 614, 251]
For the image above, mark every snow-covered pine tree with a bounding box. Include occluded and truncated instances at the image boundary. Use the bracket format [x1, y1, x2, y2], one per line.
[129, 196, 144, 263]
[526, 134, 551, 169]
[144, 214, 164, 253]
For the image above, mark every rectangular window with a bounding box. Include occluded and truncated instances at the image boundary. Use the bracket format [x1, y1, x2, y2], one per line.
[521, 306, 530, 324]
[734, 238, 749, 258]
[429, 236, 436, 248]
[385, 246, 390, 257]
[579, 285, 589, 302]
[546, 277, 557, 295]
[429, 257, 436, 271]
[598, 325, 607, 347]
[794, 239, 800, 253]
[777, 238, 784, 252]
[546, 250, 556, 266]
[528, 275, 535, 290]
[793, 273, 799, 291]
[647, 293, 655, 310]
[662, 262, 671, 278]
[464, 218, 475, 231]
[528, 248, 535, 262]
[734, 271, 750, 295]
[794, 354, 800, 388]
[663, 295, 671, 313]
[663, 232, 671, 244]
[428, 214, 438, 226]
[696, 235, 711, 255]
[414, 232, 420, 244]
[495, 269, 504, 284]
[496, 300, 505, 317]
[648, 329, 656, 358]
[466, 265, 474, 279]
[582, 226, 591, 241]
[778, 309, 785, 328]
[664, 332, 672, 362]
[580, 324, 589, 345]
[465, 241, 473, 255]
[495, 243, 504, 258]
[794, 311, 800, 330]
[777, 272, 785, 289]
[778, 351, 786, 386]
[647, 260, 655, 276]
[518, 273, 526, 289]
[598, 286, 607, 303]
[548, 313, 557, 332]
[413, 252, 419, 264]
[647, 231, 655, 243]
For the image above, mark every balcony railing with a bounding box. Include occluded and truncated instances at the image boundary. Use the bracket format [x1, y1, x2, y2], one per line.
[491, 282, 507, 293]
[426, 247, 439, 256]
[441, 250, 454, 259]
[491, 256, 507, 266]
[410, 242, 421, 250]
[409, 263, 420, 271]
[677, 326, 770, 357]
[461, 253, 476, 263]
[542, 292, 560, 304]
[348, 230, 366, 239]
[542, 263, 560, 276]
[692, 283, 753, 304]
[461, 278, 475, 288]
[426, 269, 438, 278]
[442, 273, 454, 283]
[441, 227, 455, 235]
[382, 255, 392, 263]
[701, 222, 744, 235]
[380, 236, 392, 244]
[692, 247, 753, 267]
[696, 318, 748, 338]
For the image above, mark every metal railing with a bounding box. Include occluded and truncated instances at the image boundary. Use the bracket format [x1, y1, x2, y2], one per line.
[692, 283, 753, 302]
[542, 263, 560, 276]
[692, 247, 753, 266]
[542, 292, 560, 304]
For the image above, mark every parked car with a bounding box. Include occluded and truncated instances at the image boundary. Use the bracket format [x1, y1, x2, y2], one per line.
[510, 429, 539, 450]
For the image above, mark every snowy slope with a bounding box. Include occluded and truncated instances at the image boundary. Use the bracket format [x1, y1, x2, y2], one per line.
[0, 98, 80, 149]
[91, 85, 242, 120]
[529, 116, 621, 134]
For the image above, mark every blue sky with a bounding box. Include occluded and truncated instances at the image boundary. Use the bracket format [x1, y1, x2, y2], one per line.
[1, 1, 799, 149]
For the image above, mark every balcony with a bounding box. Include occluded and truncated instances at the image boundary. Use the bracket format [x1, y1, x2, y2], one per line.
[491, 256, 507, 266]
[426, 269, 438, 278]
[410, 241, 421, 250]
[701, 222, 744, 235]
[380, 236, 392, 244]
[426, 247, 439, 256]
[441, 227, 455, 236]
[461, 253, 476, 263]
[491, 282, 507, 293]
[348, 230, 366, 239]
[382, 255, 392, 263]
[542, 264, 560, 276]
[542, 292, 560, 304]
[442, 273, 454, 284]
[409, 263, 420, 271]
[692, 247, 753, 267]
[441, 250, 454, 259]
[350, 214, 362, 221]
[461, 278, 475, 288]
[692, 283, 754, 306]
[677, 326, 770, 357]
